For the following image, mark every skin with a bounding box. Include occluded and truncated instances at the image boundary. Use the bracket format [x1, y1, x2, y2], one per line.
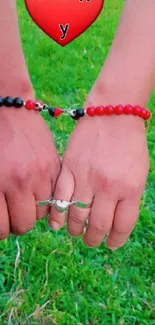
[0, 0, 155, 248]
[0, 1, 60, 238]
[49, 0, 155, 249]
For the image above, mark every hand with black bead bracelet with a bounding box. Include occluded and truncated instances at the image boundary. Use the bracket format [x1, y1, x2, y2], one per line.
[0, 95, 61, 239]
[0, 0, 61, 239]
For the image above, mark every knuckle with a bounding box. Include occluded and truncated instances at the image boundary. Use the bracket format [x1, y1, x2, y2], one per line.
[38, 156, 60, 179]
[90, 223, 111, 235]
[100, 175, 121, 194]
[15, 171, 31, 188]
[127, 181, 145, 196]
[114, 225, 130, 235]
[102, 175, 145, 197]
[38, 161, 50, 177]
[11, 162, 35, 187]
[69, 214, 85, 225]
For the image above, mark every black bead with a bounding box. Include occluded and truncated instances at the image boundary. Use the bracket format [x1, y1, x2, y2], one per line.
[13, 97, 24, 108]
[76, 108, 85, 118]
[4, 96, 14, 107]
[0, 96, 4, 106]
[71, 108, 85, 120]
[48, 107, 55, 117]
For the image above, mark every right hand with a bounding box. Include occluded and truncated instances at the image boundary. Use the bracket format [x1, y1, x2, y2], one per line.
[0, 104, 60, 239]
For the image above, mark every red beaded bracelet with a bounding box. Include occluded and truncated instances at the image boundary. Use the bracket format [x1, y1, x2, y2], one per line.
[86, 105, 151, 120]
[0, 96, 151, 129]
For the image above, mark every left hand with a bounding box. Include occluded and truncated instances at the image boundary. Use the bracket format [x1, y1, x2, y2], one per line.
[49, 101, 149, 249]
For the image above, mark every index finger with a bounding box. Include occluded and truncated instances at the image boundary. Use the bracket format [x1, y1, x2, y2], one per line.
[48, 165, 74, 230]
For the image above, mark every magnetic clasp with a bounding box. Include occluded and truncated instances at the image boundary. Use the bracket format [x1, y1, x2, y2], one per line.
[48, 107, 64, 118]
[54, 108, 64, 117]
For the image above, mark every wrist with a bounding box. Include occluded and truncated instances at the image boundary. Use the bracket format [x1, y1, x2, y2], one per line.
[0, 75, 35, 101]
[83, 79, 151, 133]
[86, 70, 152, 109]
[0, 86, 36, 121]
[79, 109, 147, 141]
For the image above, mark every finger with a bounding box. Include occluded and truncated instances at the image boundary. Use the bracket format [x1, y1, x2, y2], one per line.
[49, 165, 74, 230]
[84, 192, 117, 247]
[7, 190, 36, 236]
[106, 197, 140, 250]
[67, 183, 93, 237]
[35, 180, 53, 220]
[0, 193, 10, 240]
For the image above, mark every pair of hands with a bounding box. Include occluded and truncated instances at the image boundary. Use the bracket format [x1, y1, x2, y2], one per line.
[0, 89, 149, 249]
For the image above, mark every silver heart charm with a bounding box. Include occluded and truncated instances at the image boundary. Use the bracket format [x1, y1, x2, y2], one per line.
[54, 200, 70, 213]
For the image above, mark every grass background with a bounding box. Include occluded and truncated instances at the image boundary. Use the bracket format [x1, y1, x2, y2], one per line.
[0, 0, 155, 324]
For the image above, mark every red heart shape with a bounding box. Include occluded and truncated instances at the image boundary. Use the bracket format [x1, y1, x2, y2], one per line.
[25, 0, 104, 46]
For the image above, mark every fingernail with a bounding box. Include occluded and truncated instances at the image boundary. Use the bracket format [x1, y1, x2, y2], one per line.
[50, 221, 60, 231]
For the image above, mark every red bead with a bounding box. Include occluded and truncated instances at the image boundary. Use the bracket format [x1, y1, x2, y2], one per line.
[143, 109, 151, 120]
[139, 107, 147, 118]
[25, 100, 35, 110]
[114, 105, 124, 115]
[105, 105, 114, 115]
[87, 107, 95, 116]
[54, 108, 64, 118]
[123, 105, 133, 115]
[132, 106, 141, 116]
[95, 106, 105, 116]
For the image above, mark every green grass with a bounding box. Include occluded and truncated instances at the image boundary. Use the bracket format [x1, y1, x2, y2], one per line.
[0, 0, 155, 324]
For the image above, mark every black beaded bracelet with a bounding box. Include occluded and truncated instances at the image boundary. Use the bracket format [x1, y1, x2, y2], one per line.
[0, 96, 85, 119]
[0, 96, 24, 108]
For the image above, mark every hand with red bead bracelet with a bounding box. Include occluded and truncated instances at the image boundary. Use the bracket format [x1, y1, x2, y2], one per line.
[49, 101, 150, 248]
[48, 0, 155, 249]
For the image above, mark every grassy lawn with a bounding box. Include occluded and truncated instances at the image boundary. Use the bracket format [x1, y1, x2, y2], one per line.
[0, 0, 155, 324]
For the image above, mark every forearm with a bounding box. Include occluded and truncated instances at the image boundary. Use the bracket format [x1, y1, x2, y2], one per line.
[88, 0, 155, 107]
[0, 0, 34, 98]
